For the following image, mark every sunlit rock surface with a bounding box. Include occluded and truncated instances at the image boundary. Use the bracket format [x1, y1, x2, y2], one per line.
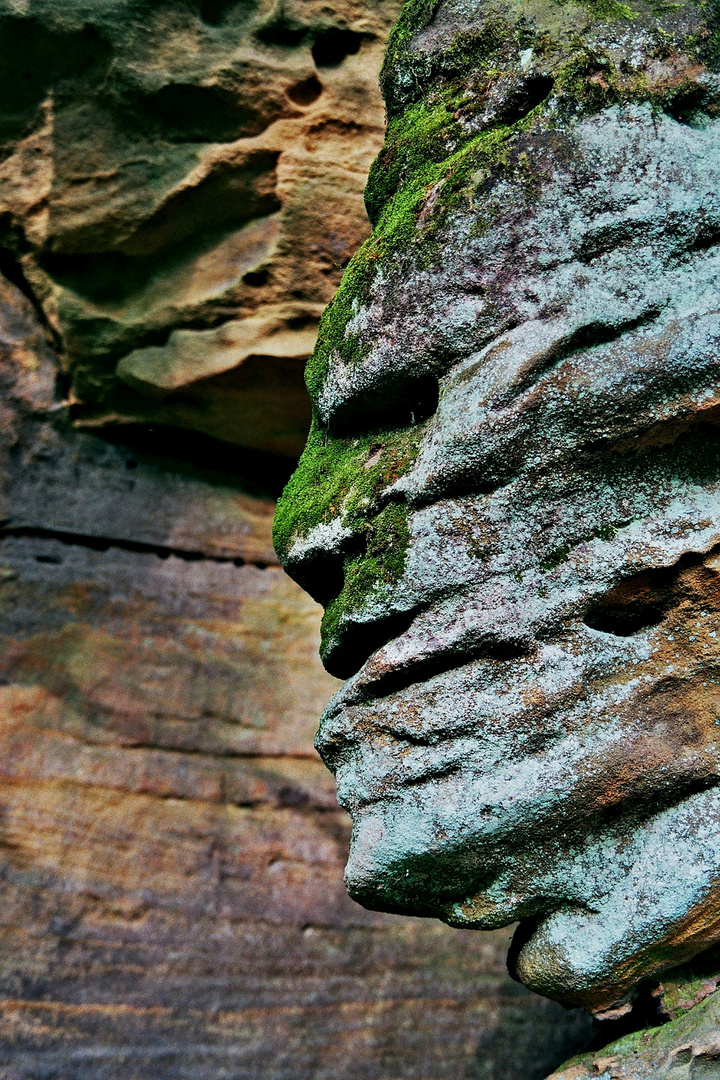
[275, 0, 720, 1032]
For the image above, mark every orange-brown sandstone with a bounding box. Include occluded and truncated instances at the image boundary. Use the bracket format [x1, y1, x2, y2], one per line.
[0, 0, 400, 457]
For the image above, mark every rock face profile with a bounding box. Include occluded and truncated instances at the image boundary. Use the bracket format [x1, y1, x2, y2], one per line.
[0, 0, 597, 1076]
[276, 0, 720, 1035]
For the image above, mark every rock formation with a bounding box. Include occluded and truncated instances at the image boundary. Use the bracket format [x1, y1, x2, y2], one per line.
[548, 948, 720, 1077]
[0, 0, 596, 1076]
[0, 0, 400, 456]
[276, 0, 720, 1052]
[0, 258, 593, 1080]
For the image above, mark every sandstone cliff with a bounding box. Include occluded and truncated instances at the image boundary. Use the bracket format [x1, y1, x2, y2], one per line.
[0, 0, 399, 456]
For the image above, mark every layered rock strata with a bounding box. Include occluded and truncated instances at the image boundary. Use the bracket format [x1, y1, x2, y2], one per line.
[276, 0, 720, 1031]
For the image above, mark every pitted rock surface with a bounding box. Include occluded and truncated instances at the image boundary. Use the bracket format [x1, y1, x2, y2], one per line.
[0, 0, 401, 456]
[276, 0, 720, 1018]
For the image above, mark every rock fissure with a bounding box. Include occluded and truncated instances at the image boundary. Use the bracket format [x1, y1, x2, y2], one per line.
[0, 525, 277, 569]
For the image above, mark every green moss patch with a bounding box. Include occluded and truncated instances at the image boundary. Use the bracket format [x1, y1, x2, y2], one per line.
[273, 416, 425, 647]
[556, 988, 720, 1076]
[273, 417, 422, 561]
[275, 0, 716, 635]
[320, 501, 411, 652]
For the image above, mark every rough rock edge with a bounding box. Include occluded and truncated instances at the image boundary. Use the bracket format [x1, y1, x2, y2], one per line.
[548, 990, 720, 1079]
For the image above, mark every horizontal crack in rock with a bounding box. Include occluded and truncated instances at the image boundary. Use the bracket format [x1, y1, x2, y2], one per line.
[0, 524, 277, 569]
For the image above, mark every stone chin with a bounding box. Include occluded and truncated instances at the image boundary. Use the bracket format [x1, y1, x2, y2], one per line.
[512, 887, 720, 1015]
[317, 617, 720, 1014]
[335, 721, 720, 1013]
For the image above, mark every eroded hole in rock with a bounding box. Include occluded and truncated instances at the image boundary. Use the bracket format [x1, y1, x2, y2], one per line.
[584, 547, 720, 637]
[520, 74, 554, 108]
[287, 75, 323, 106]
[198, 0, 254, 25]
[585, 599, 667, 637]
[243, 268, 269, 287]
[311, 29, 363, 68]
[584, 567, 676, 636]
[255, 14, 307, 48]
[495, 74, 554, 128]
[329, 376, 439, 438]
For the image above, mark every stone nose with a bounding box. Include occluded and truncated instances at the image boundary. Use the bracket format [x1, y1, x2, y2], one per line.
[314, 704, 358, 773]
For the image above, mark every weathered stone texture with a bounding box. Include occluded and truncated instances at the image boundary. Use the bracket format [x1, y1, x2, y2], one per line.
[0, 0, 403, 457]
[276, 0, 720, 1035]
[550, 995, 720, 1079]
[0, 247, 593, 1073]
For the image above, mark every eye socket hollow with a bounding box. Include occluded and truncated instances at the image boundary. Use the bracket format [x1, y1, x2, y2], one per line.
[583, 567, 673, 637]
[328, 376, 439, 438]
[311, 29, 362, 68]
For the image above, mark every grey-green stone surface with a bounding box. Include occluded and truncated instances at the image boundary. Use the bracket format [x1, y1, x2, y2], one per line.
[275, 0, 720, 1025]
[550, 992, 720, 1078]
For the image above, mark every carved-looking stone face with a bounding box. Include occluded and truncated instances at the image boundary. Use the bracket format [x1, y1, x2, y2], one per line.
[275, 0, 720, 1015]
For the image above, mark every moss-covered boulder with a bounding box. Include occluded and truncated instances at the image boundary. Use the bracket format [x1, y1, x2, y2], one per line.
[276, 0, 720, 1029]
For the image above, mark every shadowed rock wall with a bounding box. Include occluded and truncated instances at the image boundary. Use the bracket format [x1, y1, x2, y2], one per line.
[0, 1, 594, 1076]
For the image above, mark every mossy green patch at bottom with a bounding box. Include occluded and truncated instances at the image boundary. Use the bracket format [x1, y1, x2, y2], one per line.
[552, 989, 720, 1076]
[273, 412, 427, 662]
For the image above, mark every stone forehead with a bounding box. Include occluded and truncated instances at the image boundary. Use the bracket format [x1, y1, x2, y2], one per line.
[316, 106, 720, 425]
[307, 0, 720, 428]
